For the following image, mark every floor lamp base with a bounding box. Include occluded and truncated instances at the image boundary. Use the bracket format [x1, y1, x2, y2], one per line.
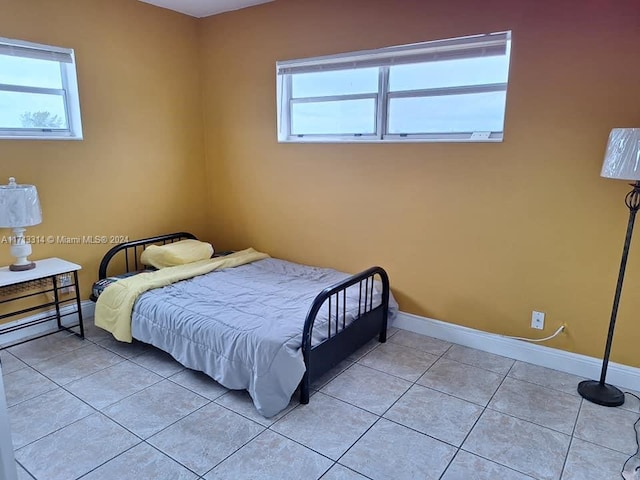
[578, 380, 625, 407]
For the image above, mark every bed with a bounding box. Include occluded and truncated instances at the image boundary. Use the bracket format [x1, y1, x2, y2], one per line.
[92, 232, 397, 417]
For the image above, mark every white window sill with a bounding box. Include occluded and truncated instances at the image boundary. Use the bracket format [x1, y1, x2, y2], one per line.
[0, 135, 83, 141]
[278, 137, 503, 144]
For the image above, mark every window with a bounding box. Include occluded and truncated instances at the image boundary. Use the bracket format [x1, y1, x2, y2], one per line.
[0, 37, 83, 140]
[276, 31, 511, 143]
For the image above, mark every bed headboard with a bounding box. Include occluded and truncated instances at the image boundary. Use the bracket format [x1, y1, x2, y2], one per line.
[97, 232, 197, 280]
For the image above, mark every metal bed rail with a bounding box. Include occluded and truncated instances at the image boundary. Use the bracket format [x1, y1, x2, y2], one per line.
[299, 266, 390, 403]
[96, 232, 196, 280]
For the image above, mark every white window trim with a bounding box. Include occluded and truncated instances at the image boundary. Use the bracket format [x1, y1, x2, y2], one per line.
[0, 36, 83, 140]
[276, 31, 511, 143]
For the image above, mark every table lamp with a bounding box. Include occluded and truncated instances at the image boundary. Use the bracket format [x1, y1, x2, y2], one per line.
[0, 177, 42, 271]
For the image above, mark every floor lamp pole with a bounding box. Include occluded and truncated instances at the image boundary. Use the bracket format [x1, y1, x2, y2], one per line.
[578, 181, 640, 407]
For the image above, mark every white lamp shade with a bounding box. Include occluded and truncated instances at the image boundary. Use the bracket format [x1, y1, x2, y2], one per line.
[0, 177, 42, 228]
[601, 128, 640, 181]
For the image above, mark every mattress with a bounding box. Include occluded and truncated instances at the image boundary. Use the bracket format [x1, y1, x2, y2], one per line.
[91, 270, 150, 299]
[130, 258, 397, 417]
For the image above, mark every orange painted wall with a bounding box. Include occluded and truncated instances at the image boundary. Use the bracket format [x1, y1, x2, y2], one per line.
[0, 0, 209, 305]
[200, 0, 640, 365]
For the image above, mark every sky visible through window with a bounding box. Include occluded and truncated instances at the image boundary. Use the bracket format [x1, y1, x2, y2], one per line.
[2, 47, 508, 134]
[290, 55, 509, 135]
[0, 54, 66, 128]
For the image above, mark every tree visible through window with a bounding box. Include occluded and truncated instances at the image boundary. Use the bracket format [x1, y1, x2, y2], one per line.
[0, 36, 83, 139]
[20, 111, 64, 129]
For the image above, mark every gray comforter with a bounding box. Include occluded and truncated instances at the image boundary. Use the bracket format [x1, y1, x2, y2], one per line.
[131, 258, 397, 417]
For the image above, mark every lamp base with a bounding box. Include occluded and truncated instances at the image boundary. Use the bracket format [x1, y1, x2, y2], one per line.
[9, 262, 35, 272]
[578, 380, 625, 407]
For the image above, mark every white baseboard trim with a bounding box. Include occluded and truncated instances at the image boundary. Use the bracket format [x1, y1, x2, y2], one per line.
[0, 300, 95, 348]
[3, 303, 638, 391]
[394, 311, 640, 392]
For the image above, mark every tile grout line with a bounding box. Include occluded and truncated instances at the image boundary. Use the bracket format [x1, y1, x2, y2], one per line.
[212, 394, 287, 427]
[505, 372, 585, 401]
[199, 428, 331, 479]
[5, 333, 95, 367]
[15, 459, 37, 480]
[61, 372, 166, 412]
[309, 340, 385, 391]
[71, 396, 216, 479]
[262, 391, 369, 469]
[3, 366, 59, 409]
[330, 342, 455, 477]
[74, 440, 145, 480]
[99, 388, 213, 440]
[558, 395, 640, 479]
[197, 425, 266, 478]
[13, 363, 213, 478]
[441, 345, 518, 377]
[481, 376, 582, 437]
[74, 395, 222, 480]
[439, 357, 541, 480]
[414, 355, 511, 408]
[319, 463, 375, 480]
[133, 393, 279, 478]
[17, 348, 139, 410]
[354, 350, 440, 383]
[0, 349, 29, 375]
[142, 437, 216, 479]
[437, 357, 513, 480]
[233, 334, 450, 479]
[11, 400, 98, 453]
[30, 343, 130, 389]
[559, 437, 577, 480]
[566, 435, 640, 457]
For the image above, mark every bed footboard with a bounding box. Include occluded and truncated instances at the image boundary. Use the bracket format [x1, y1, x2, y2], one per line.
[299, 266, 390, 404]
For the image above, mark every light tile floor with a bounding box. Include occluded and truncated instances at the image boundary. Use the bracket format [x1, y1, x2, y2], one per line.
[1, 321, 638, 480]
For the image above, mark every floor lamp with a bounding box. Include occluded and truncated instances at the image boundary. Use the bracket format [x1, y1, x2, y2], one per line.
[578, 128, 640, 407]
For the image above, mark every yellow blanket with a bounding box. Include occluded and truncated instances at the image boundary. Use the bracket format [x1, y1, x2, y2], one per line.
[95, 248, 270, 342]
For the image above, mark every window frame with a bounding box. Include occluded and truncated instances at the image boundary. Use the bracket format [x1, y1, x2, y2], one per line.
[0, 36, 83, 140]
[276, 31, 511, 143]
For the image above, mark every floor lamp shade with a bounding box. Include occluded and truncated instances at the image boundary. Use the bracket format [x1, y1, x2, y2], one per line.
[601, 128, 640, 181]
[0, 177, 42, 271]
[578, 129, 640, 407]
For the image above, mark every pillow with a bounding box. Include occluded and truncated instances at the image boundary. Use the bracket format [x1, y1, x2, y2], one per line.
[140, 239, 214, 269]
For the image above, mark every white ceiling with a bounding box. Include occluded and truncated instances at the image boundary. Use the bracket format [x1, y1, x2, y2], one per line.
[138, 0, 273, 18]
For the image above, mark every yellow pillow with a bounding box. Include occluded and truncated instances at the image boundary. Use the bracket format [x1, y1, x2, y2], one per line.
[140, 239, 214, 269]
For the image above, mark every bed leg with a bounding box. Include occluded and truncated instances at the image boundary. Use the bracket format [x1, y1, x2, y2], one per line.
[379, 328, 387, 343]
[379, 306, 389, 342]
[300, 373, 310, 404]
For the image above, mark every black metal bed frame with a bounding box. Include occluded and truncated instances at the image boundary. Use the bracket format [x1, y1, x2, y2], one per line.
[92, 232, 389, 406]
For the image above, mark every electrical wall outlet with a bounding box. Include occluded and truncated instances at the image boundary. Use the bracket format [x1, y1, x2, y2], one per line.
[531, 310, 545, 330]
